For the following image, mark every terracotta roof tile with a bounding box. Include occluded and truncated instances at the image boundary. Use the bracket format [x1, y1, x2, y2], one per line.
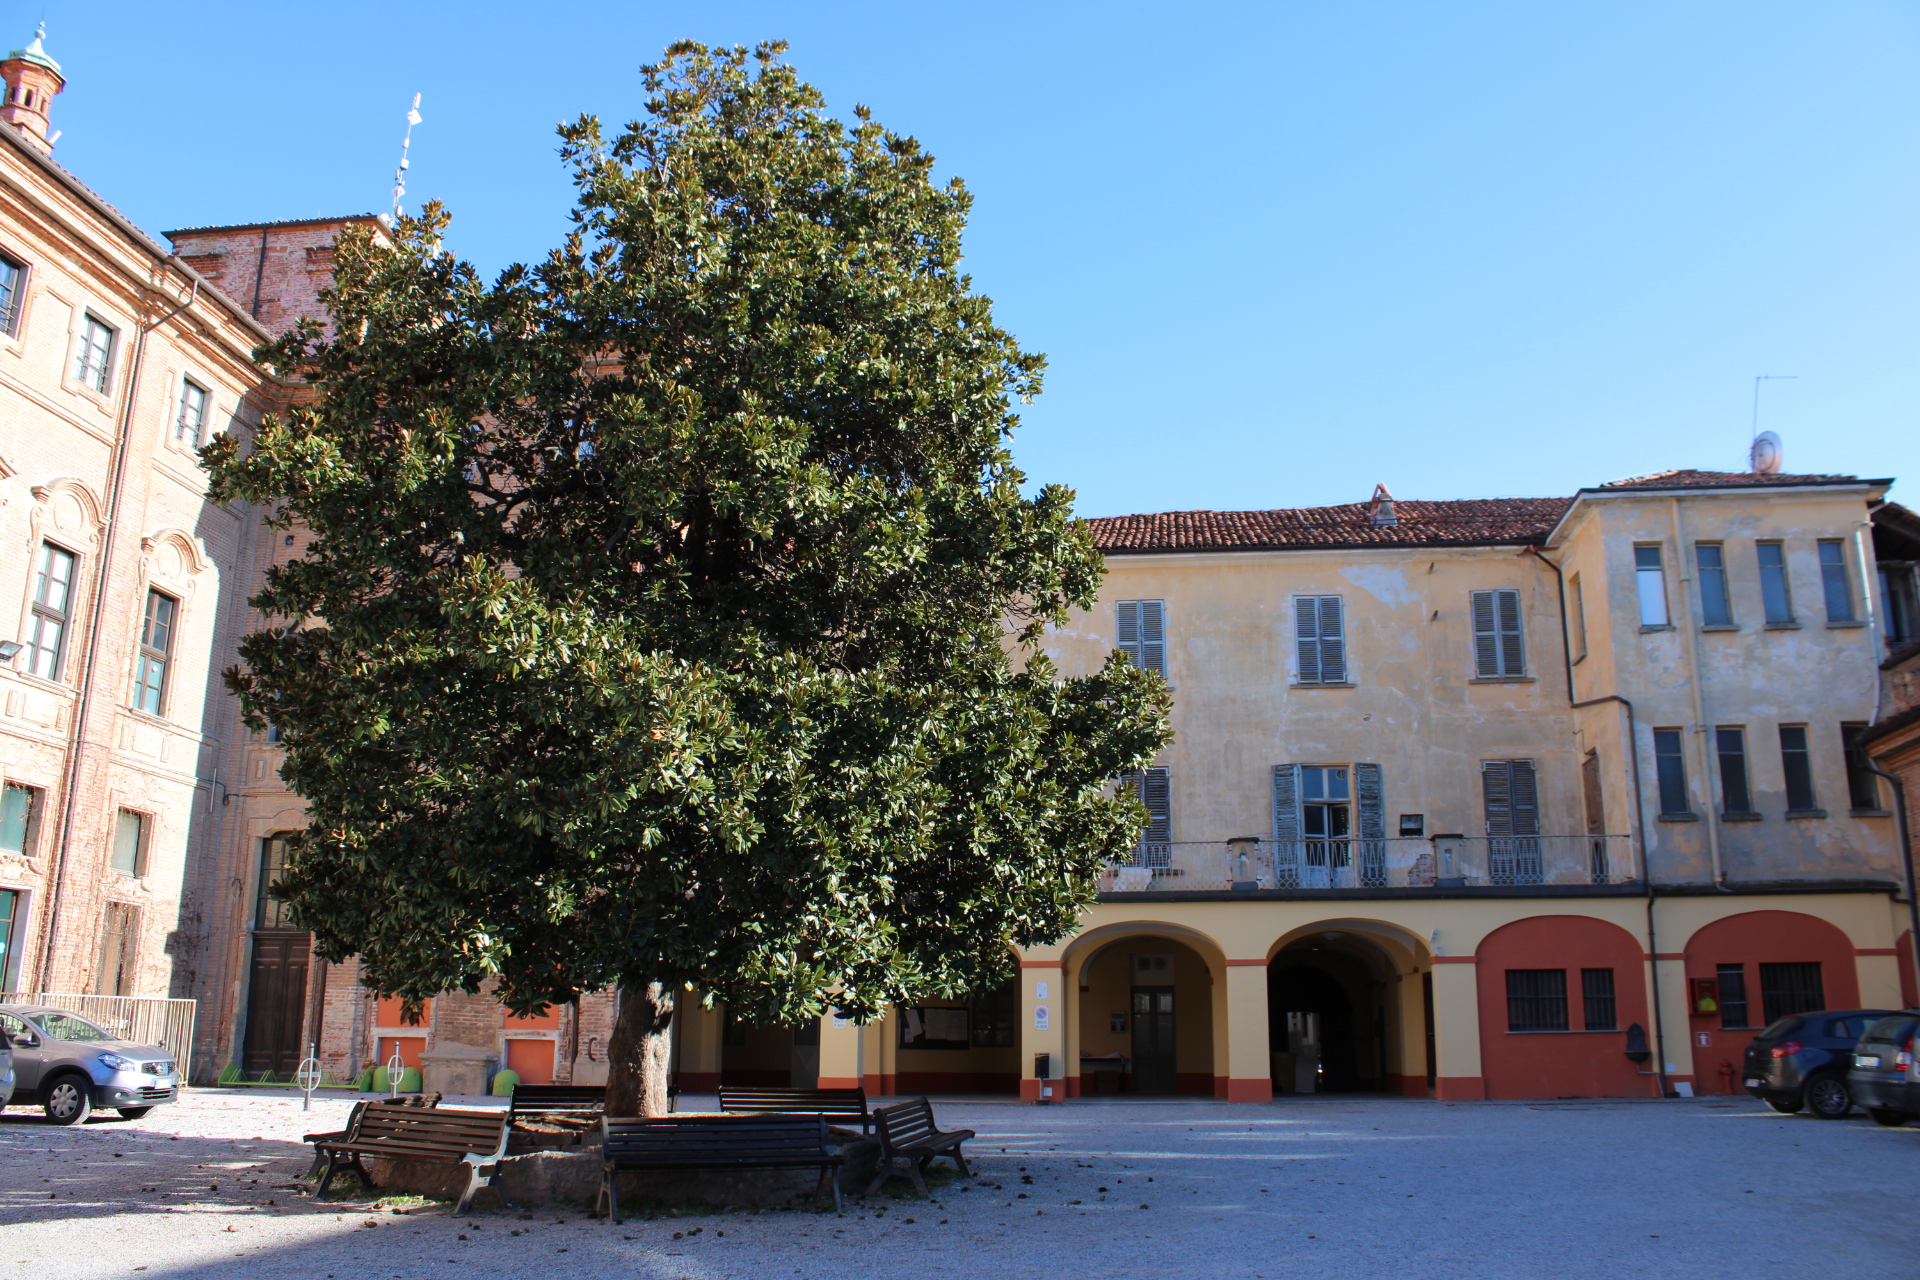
[1595, 469, 1865, 490]
[1086, 497, 1573, 554]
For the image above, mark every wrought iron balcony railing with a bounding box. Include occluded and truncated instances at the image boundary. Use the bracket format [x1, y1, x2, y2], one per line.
[1100, 834, 1636, 894]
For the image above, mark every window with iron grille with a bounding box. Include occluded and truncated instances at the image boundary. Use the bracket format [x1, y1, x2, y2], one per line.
[1580, 969, 1617, 1030]
[255, 835, 298, 929]
[176, 379, 209, 446]
[969, 980, 1019, 1048]
[1653, 728, 1690, 816]
[0, 251, 26, 334]
[1818, 540, 1855, 623]
[1470, 589, 1525, 677]
[1506, 969, 1568, 1032]
[1717, 964, 1750, 1029]
[1759, 962, 1824, 1024]
[1115, 600, 1166, 677]
[1716, 727, 1754, 815]
[1778, 726, 1818, 812]
[74, 315, 115, 392]
[1841, 722, 1880, 811]
[132, 589, 177, 715]
[26, 541, 75, 680]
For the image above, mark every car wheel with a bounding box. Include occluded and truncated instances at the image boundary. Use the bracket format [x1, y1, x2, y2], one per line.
[1805, 1075, 1853, 1120]
[115, 1106, 154, 1120]
[1868, 1107, 1911, 1128]
[43, 1075, 92, 1126]
[1765, 1096, 1803, 1114]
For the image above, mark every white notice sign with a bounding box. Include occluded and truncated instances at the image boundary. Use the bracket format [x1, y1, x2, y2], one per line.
[1035, 982, 1049, 999]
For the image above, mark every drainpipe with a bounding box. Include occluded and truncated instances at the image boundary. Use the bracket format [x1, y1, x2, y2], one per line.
[1669, 498, 1729, 890]
[35, 261, 199, 989]
[1529, 543, 1672, 1097]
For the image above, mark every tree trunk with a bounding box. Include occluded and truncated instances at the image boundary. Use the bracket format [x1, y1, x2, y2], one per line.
[605, 981, 676, 1117]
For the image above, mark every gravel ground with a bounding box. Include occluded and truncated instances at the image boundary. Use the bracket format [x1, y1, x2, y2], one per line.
[3, 1087, 1916, 1279]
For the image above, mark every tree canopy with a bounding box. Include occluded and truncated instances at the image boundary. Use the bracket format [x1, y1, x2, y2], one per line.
[205, 41, 1170, 1087]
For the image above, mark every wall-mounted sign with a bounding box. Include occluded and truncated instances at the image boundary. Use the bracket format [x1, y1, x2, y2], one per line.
[1034, 1005, 1051, 1031]
[1035, 982, 1049, 1000]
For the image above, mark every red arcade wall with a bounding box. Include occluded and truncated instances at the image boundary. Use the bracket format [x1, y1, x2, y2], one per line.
[1476, 915, 1654, 1100]
[1683, 910, 1860, 1094]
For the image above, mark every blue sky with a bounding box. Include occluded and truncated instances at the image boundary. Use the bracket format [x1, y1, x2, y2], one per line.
[41, 2, 1920, 515]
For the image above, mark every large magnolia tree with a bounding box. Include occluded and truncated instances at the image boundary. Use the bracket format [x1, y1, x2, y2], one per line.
[205, 41, 1170, 1115]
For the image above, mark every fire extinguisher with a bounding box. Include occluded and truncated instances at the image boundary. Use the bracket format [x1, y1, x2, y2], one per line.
[1718, 1060, 1736, 1096]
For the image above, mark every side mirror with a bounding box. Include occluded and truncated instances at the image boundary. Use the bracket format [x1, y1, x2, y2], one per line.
[11, 1033, 36, 1049]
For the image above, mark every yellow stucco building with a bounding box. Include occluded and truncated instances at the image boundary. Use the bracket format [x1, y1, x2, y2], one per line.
[675, 468, 1917, 1103]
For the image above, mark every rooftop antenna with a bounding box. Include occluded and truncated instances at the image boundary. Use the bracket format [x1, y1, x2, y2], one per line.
[389, 93, 423, 222]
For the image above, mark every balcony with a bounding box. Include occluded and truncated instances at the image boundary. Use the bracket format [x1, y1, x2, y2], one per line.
[1098, 835, 1637, 895]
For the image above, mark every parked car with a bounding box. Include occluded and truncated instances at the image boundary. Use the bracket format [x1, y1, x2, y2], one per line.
[0, 1036, 12, 1107]
[1742, 1008, 1892, 1119]
[0, 1004, 179, 1125]
[1847, 1011, 1920, 1127]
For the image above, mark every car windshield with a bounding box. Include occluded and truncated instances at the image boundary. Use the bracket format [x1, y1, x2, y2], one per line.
[33, 1012, 115, 1042]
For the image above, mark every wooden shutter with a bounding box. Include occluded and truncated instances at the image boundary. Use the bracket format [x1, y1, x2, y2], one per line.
[1472, 590, 1524, 677]
[1355, 763, 1385, 839]
[1272, 764, 1302, 842]
[1481, 760, 1540, 836]
[1296, 595, 1345, 683]
[1116, 601, 1166, 676]
[1141, 766, 1171, 843]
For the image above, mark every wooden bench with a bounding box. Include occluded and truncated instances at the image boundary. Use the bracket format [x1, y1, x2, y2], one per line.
[868, 1097, 974, 1196]
[313, 1105, 515, 1214]
[597, 1114, 846, 1221]
[716, 1085, 871, 1134]
[508, 1084, 605, 1125]
[301, 1094, 442, 1178]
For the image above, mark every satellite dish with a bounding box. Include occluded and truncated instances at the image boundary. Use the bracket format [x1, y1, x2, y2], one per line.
[1750, 430, 1783, 475]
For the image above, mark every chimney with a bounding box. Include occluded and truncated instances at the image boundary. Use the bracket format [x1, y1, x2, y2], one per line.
[0, 26, 63, 156]
[1367, 483, 1397, 527]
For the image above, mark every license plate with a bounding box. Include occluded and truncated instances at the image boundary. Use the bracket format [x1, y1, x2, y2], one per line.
[1856, 1055, 1881, 1068]
[1744, 1078, 1761, 1087]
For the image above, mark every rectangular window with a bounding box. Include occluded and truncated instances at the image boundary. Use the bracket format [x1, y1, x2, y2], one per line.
[132, 589, 177, 715]
[1696, 543, 1733, 626]
[255, 835, 296, 929]
[1506, 969, 1569, 1032]
[1880, 565, 1919, 648]
[1294, 595, 1346, 684]
[74, 315, 115, 393]
[1115, 600, 1166, 677]
[1716, 726, 1753, 814]
[1481, 759, 1542, 884]
[1121, 767, 1171, 862]
[97, 901, 138, 997]
[1841, 722, 1880, 811]
[1569, 574, 1588, 660]
[1471, 589, 1525, 677]
[1779, 726, 1817, 812]
[1301, 765, 1351, 840]
[1581, 968, 1617, 1031]
[0, 887, 17, 988]
[1717, 964, 1750, 1029]
[1759, 962, 1825, 1024]
[1757, 541, 1794, 624]
[969, 981, 1018, 1049]
[1818, 540, 1854, 622]
[176, 379, 209, 447]
[0, 252, 26, 334]
[0, 782, 41, 856]
[1654, 728, 1690, 815]
[27, 541, 76, 680]
[111, 809, 148, 878]
[1634, 545, 1669, 626]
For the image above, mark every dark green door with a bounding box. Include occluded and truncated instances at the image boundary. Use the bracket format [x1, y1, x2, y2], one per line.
[1131, 987, 1177, 1092]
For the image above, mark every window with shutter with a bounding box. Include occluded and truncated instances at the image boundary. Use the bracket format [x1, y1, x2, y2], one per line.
[1116, 600, 1167, 677]
[1354, 762, 1387, 887]
[1121, 767, 1172, 868]
[1471, 589, 1525, 677]
[1481, 759, 1541, 885]
[1272, 764, 1302, 887]
[1294, 595, 1346, 684]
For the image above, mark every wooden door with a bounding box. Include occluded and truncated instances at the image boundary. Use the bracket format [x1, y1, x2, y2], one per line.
[1130, 987, 1177, 1092]
[243, 933, 310, 1077]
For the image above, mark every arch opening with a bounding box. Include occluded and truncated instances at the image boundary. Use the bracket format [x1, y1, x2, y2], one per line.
[1268, 930, 1399, 1094]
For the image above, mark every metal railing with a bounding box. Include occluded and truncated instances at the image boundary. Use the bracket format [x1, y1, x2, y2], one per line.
[0, 992, 197, 1079]
[1101, 835, 1635, 893]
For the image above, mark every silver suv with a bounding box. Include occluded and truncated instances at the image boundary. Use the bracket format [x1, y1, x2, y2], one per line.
[0, 1005, 178, 1124]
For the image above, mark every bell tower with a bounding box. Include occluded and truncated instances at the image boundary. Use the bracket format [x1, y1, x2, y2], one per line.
[0, 25, 63, 156]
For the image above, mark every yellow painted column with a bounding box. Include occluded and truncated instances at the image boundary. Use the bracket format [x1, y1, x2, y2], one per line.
[1428, 959, 1485, 1100]
[1649, 954, 1693, 1092]
[1858, 954, 1904, 1011]
[817, 1012, 863, 1090]
[1020, 958, 1065, 1103]
[674, 995, 724, 1095]
[1223, 962, 1272, 1102]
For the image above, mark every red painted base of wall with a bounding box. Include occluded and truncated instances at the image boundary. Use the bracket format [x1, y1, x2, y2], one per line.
[1436, 1076, 1486, 1101]
[896, 1072, 1018, 1095]
[1224, 1077, 1273, 1102]
[1398, 1075, 1430, 1097]
[675, 1071, 721, 1093]
[816, 1075, 860, 1090]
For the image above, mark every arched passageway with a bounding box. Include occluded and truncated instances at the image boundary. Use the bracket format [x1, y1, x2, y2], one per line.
[1268, 932, 1396, 1093]
[1074, 934, 1217, 1095]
